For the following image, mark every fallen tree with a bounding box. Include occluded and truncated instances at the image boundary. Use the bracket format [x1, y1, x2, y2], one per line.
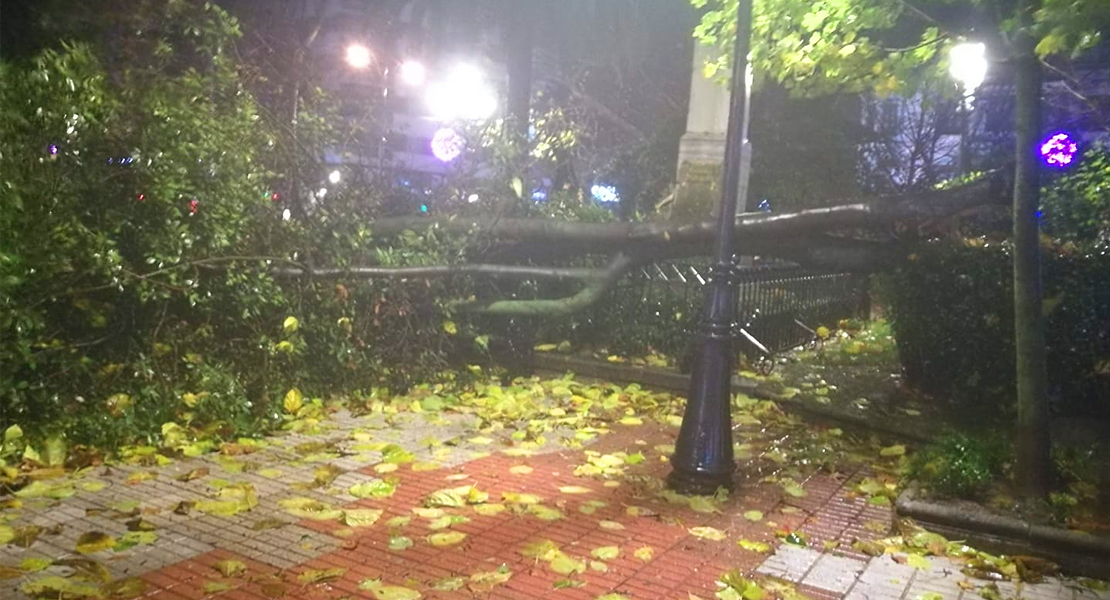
[271, 169, 1011, 316]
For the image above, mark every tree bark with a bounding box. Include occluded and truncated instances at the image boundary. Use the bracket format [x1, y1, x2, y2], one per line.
[1011, 0, 1051, 501]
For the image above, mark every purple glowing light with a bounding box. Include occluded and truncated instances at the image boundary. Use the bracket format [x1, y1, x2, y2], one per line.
[48, 144, 59, 155]
[430, 127, 465, 162]
[1039, 132, 1078, 168]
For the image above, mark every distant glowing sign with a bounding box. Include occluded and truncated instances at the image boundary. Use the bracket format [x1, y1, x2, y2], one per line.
[431, 127, 465, 162]
[590, 184, 619, 204]
[1039, 132, 1078, 168]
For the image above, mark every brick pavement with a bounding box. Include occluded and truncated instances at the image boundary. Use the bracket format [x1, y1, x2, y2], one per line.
[2, 405, 1106, 599]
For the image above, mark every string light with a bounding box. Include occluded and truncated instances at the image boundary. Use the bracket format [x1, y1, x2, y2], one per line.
[431, 127, 465, 162]
[1039, 132, 1078, 168]
[189, 199, 199, 215]
[590, 184, 620, 204]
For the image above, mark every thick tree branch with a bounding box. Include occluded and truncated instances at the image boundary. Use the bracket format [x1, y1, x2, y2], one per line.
[368, 170, 1009, 257]
[272, 263, 608, 280]
[453, 254, 636, 317]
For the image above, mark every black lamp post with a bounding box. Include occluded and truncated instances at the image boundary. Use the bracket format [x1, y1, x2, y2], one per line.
[668, 0, 753, 495]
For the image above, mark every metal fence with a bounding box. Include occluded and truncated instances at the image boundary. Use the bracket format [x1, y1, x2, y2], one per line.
[617, 261, 869, 359]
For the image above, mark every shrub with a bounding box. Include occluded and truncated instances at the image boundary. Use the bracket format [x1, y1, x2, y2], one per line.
[906, 432, 1000, 498]
[885, 239, 1110, 420]
[0, 2, 485, 451]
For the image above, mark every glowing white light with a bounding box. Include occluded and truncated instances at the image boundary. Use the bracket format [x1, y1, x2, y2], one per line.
[399, 60, 426, 86]
[282, 208, 291, 221]
[467, 193, 480, 203]
[423, 63, 497, 121]
[949, 42, 988, 105]
[425, 82, 455, 120]
[317, 187, 328, 198]
[431, 127, 465, 162]
[346, 44, 372, 69]
[591, 184, 620, 204]
[449, 64, 483, 86]
[328, 170, 341, 184]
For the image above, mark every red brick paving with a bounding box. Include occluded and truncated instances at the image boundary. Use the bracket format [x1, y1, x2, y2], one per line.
[131, 424, 874, 599]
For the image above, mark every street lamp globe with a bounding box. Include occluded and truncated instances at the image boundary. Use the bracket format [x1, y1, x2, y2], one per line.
[399, 60, 427, 86]
[346, 44, 372, 69]
[948, 42, 987, 105]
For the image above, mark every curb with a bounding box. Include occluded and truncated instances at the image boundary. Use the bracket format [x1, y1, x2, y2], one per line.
[529, 353, 932, 442]
[895, 485, 1110, 580]
[529, 352, 758, 396]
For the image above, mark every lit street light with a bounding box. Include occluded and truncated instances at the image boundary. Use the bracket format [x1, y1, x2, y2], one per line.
[425, 64, 497, 122]
[346, 43, 373, 69]
[949, 42, 988, 175]
[399, 60, 427, 86]
[328, 170, 341, 184]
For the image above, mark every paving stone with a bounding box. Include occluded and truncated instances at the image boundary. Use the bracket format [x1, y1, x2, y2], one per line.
[755, 545, 822, 582]
[801, 553, 867, 594]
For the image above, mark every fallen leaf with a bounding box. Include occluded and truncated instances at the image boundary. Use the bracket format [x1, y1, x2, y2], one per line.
[214, 559, 247, 577]
[358, 578, 422, 600]
[473, 503, 506, 516]
[76, 531, 116, 554]
[350, 479, 396, 498]
[113, 530, 157, 551]
[738, 539, 771, 553]
[21, 576, 101, 598]
[278, 497, 343, 520]
[343, 509, 383, 527]
[591, 546, 619, 560]
[509, 465, 533, 475]
[549, 553, 586, 575]
[743, 510, 764, 522]
[558, 485, 592, 495]
[427, 531, 467, 546]
[297, 567, 346, 585]
[176, 467, 209, 482]
[689, 526, 726, 541]
[634, 546, 654, 561]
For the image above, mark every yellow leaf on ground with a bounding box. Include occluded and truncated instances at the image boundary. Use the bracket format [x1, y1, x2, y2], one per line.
[688, 526, 726, 541]
[297, 568, 346, 585]
[214, 559, 247, 577]
[427, 531, 467, 546]
[75, 532, 116, 554]
[558, 486, 592, 495]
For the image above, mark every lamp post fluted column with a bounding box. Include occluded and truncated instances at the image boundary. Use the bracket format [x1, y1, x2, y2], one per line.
[668, 0, 753, 495]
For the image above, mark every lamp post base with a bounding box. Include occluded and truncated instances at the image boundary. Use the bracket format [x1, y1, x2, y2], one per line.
[666, 465, 735, 496]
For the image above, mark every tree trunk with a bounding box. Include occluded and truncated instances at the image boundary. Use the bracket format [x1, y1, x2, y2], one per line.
[1011, 0, 1051, 501]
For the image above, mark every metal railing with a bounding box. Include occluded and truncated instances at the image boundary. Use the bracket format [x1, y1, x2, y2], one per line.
[617, 261, 869, 360]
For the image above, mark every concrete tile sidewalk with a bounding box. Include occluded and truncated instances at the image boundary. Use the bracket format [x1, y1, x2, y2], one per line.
[2, 406, 1105, 599]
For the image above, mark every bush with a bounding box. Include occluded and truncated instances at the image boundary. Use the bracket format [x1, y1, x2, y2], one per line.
[906, 432, 1001, 498]
[0, 2, 487, 451]
[885, 240, 1110, 419]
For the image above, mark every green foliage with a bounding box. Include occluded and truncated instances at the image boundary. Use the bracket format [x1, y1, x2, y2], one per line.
[1040, 146, 1110, 247]
[0, 1, 485, 452]
[884, 239, 1110, 420]
[693, 0, 944, 96]
[906, 432, 1000, 498]
[692, 0, 1110, 97]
